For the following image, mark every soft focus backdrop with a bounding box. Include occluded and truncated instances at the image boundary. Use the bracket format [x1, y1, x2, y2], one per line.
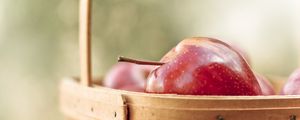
[0, 0, 299, 120]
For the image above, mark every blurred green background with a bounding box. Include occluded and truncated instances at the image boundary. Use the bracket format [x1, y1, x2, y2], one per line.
[0, 0, 299, 120]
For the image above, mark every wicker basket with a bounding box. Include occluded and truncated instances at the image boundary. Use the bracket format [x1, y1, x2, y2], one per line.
[59, 0, 300, 119]
[60, 77, 300, 120]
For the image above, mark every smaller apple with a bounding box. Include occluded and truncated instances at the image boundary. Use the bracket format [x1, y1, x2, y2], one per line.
[103, 62, 154, 92]
[255, 73, 275, 95]
[281, 68, 300, 95]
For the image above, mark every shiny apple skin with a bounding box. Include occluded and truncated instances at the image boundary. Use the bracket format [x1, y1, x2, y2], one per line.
[104, 62, 154, 92]
[225, 41, 251, 65]
[281, 69, 300, 95]
[146, 37, 262, 95]
[255, 73, 275, 95]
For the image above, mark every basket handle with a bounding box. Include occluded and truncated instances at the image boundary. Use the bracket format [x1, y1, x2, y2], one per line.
[79, 0, 92, 86]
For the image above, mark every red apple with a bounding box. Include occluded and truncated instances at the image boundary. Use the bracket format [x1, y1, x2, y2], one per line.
[281, 68, 300, 95]
[255, 73, 275, 95]
[146, 37, 262, 95]
[104, 62, 154, 92]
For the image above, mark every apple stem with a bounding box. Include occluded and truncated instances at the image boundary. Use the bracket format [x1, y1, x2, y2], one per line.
[118, 56, 165, 65]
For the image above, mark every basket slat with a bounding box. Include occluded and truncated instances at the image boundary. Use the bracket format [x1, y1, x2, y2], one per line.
[123, 93, 300, 109]
[128, 106, 300, 120]
[60, 78, 127, 120]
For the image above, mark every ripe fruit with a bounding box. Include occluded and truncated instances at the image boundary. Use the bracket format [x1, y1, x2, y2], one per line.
[146, 37, 262, 95]
[281, 68, 300, 95]
[103, 62, 154, 92]
[255, 73, 275, 95]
